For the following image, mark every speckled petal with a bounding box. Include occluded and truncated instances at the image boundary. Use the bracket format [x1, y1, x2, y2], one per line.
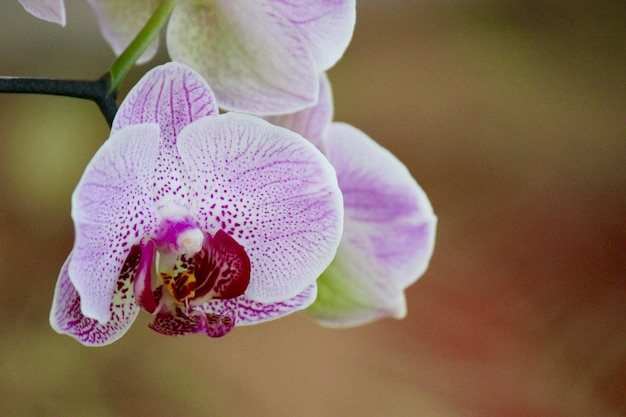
[112, 62, 218, 138]
[326, 122, 436, 287]
[199, 284, 316, 326]
[177, 113, 344, 302]
[18, 0, 66, 26]
[69, 123, 161, 323]
[268, 0, 356, 71]
[50, 252, 140, 346]
[112, 62, 219, 216]
[149, 304, 236, 337]
[167, 1, 318, 115]
[266, 73, 334, 150]
[87, 0, 161, 64]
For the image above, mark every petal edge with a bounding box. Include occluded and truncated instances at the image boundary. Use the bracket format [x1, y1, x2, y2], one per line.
[51, 254, 140, 346]
[69, 123, 161, 323]
[19, 0, 66, 26]
[177, 113, 344, 302]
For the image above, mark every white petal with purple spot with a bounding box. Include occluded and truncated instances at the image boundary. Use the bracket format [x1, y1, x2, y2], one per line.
[200, 284, 317, 325]
[177, 113, 344, 302]
[69, 123, 161, 323]
[51, 254, 140, 346]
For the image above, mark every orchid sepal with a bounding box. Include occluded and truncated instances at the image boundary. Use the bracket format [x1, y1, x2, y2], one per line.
[19, 0, 66, 26]
[267, 74, 437, 327]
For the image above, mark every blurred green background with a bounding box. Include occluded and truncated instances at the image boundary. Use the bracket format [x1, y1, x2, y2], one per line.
[1, 1, 625, 416]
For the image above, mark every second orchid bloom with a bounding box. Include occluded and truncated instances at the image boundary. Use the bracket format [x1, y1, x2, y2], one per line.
[88, 0, 356, 115]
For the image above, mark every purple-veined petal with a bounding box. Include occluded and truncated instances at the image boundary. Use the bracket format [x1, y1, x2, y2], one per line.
[112, 62, 218, 139]
[305, 123, 436, 326]
[87, 0, 160, 64]
[266, 73, 334, 150]
[268, 0, 356, 71]
[18, 0, 66, 26]
[167, 1, 319, 115]
[69, 124, 161, 323]
[112, 62, 219, 217]
[305, 226, 408, 327]
[325, 122, 437, 288]
[50, 252, 140, 346]
[177, 113, 344, 302]
[199, 284, 316, 326]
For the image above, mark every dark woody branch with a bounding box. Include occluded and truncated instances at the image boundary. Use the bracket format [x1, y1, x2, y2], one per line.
[0, 73, 117, 126]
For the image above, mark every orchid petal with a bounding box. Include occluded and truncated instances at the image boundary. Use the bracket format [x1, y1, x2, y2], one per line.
[87, 0, 160, 64]
[112, 62, 219, 216]
[306, 123, 436, 326]
[237, 284, 318, 325]
[268, 0, 356, 71]
[177, 113, 344, 302]
[50, 253, 140, 346]
[266, 73, 334, 150]
[167, 1, 319, 115]
[69, 124, 161, 323]
[325, 122, 437, 287]
[306, 229, 408, 327]
[112, 62, 218, 139]
[199, 284, 316, 326]
[18, 0, 66, 26]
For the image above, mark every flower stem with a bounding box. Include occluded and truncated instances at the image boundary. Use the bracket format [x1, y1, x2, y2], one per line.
[0, 0, 175, 127]
[107, 0, 176, 95]
[0, 74, 118, 126]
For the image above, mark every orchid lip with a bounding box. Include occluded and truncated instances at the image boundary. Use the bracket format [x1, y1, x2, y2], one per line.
[132, 222, 251, 337]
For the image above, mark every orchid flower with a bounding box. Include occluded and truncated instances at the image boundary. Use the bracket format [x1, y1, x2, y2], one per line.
[50, 62, 344, 345]
[267, 74, 437, 326]
[18, 0, 66, 26]
[87, 0, 356, 115]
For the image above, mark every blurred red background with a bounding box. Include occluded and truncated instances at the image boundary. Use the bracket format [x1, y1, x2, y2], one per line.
[0, 1, 624, 416]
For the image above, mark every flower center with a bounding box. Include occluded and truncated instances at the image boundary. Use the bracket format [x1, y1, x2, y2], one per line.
[157, 228, 251, 308]
[132, 223, 251, 337]
[176, 228, 204, 255]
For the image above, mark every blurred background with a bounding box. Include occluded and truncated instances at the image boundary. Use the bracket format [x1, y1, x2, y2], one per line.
[1, 1, 624, 416]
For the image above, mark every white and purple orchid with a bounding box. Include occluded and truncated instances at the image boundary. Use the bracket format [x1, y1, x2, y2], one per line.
[50, 62, 344, 345]
[18, 0, 66, 26]
[87, 0, 356, 115]
[268, 75, 437, 326]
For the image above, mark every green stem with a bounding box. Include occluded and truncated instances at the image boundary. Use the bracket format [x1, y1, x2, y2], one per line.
[107, 0, 177, 95]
